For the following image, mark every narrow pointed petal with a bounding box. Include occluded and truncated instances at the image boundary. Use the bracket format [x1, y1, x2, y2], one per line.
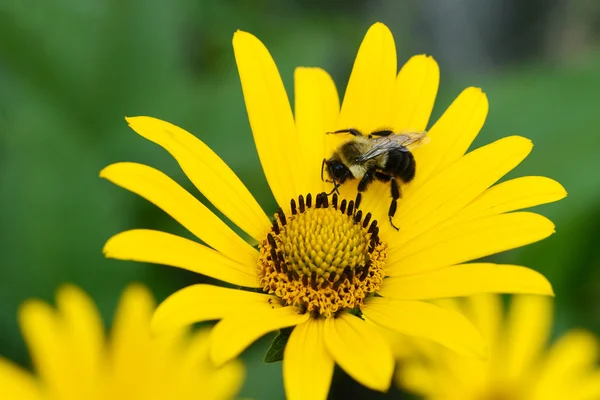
[364, 297, 486, 358]
[408, 87, 488, 192]
[502, 295, 553, 383]
[125, 116, 270, 241]
[386, 212, 555, 276]
[295, 67, 340, 194]
[55, 286, 104, 382]
[103, 229, 259, 288]
[443, 176, 567, 227]
[152, 285, 273, 334]
[390, 136, 533, 243]
[19, 301, 77, 399]
[359, 54, 440, 214]
[338, 22, 397, 134]
[463, 294, 503, 357]
[379, 263, 553, 299]
[284, 319, 334, 400]
[323, 313, 394, 392]
[109, 284, 157, 373]
[101, 162, 258, 267]
[392, 54, 440, 132]
[210, 307, 309, 366]
[233, 30, 301, 210]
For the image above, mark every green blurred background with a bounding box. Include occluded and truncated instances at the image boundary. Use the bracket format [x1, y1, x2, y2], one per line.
[1, 0, 599, 398]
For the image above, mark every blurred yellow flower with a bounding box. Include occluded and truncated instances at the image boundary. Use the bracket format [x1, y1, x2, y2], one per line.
[396, 295, 600, 400]
[102, 22, 565, 399]
[0, 284, 244, 400]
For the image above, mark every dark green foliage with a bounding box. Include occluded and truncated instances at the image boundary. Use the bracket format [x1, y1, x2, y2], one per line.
[264, 327, 294, 363]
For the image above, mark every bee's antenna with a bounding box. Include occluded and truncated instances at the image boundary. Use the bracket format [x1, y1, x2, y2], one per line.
[326, 182, 340, 196]
[321, 158, 327, 182]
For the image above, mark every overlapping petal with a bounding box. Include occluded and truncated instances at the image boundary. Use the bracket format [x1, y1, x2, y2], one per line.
[152, 284, 273, 334]
[210, 307, 309, 366]
[19, 299, 81, 399]
[364, 297, 486, 357]
[323, 313, 394, 392]
[441, 176, 567, 228]
[378, 263, 553, 299]
[103, 229, 259, 288]
[359, 54, 440, 217]
[125, 116, 270, 241]
[55, 285, 104, 388]
[390, 135, 533, 241]
[283, 319, 334, 400]
[337, 23, 397, 134]
[233, 30, 301, 210]
[386, 212, 555, 276]
[408, 87, 489, 192]
[501, 295, 553, 383]
[391, 54, 440, 132]
[462, 294, 503, 357]
[100, 162, 258, 266]
[295, 67, 340, 194]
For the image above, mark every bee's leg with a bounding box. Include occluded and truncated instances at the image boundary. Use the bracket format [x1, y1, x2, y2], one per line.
[370, 129, 394, 137]
[327, 128, 362, 136]
[388, 178, 401, 231]
[357, 170, 376, 192]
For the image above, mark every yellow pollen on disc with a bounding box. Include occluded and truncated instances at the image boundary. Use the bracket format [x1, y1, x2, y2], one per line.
[257, 192, 387, 318]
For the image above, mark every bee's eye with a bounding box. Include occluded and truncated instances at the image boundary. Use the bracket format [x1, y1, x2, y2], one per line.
[330, 163, 349, 182]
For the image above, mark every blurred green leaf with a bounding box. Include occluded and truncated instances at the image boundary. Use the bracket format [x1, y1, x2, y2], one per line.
[263, 327, 293, 363]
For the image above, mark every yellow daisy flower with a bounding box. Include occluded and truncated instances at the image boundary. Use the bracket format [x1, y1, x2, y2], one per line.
[395, 295, 600, 400]
[101, 22, 565, 399]
[0, 284, 244, 400]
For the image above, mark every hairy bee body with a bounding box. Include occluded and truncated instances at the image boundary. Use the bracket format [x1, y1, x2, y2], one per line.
[321, 128, 426, 230]
[334, 136, 388, 179]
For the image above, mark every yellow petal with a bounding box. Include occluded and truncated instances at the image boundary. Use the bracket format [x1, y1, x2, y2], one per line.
[19, 300, 76, 399]
[295, 67, 340, 195]
[395, 361, 436, 397]
[390, 135, 533, 243]
[100, 162, 257, 267]
[358, 54, 440, 216]
[386, 212, 555, 276]
[501, 295, 553, 383]
[283, 319, 334, 400]
[233, 30, 301, 210]
[103, 229, 259, 288]
[152, 284, 274, 334]
[55, 285, 104, 390]
[569, 371, 600, 400]
[533, 329, 598, 399]
[443, 176, 567, 228]
[463, 294, 503, 359]
[210, 306, 309, 366]
[337, 22, 397, 134]
[378, 263, 553, 299]
[408, 87, 488, 192]
[108, 284, 156, 381]
[392, 54, 440, 131]
[0, 357, 42, 400]
[363, 297, 486, 358]
[323, 313, 394, 392]
[125, 116, 270, 241]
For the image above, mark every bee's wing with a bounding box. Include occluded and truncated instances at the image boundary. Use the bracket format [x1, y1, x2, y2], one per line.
[356, 131, 429, 163]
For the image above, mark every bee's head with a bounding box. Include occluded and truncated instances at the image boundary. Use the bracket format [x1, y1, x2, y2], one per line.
[322, 158, 351, 187]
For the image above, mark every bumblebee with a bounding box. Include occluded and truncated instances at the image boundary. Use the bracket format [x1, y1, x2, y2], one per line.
[321, 128, 428, 230]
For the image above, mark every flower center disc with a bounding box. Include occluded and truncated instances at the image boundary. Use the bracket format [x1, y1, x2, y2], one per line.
[258, 192, 387, 318]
